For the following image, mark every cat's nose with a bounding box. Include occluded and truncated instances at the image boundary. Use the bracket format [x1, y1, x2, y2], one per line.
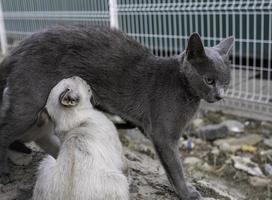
[215, 88, 224, 100]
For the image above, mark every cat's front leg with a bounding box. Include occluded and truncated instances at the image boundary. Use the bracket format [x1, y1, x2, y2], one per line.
[146, 104, 203, 200]
[151, 133, 202, 200]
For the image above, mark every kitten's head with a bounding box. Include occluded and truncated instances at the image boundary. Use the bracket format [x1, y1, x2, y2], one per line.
[181, 33, 234, 103]
[46, 76, 93, 124]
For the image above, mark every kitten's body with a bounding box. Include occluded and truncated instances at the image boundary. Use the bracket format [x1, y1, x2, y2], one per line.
[33, 76, 128, 200]
[0, 25, 233, 200]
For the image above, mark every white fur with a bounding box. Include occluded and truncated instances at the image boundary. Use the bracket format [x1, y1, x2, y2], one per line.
[33, 76, 129, 200]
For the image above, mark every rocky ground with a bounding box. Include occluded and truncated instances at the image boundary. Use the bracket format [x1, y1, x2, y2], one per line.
[0, 111, 271, 200]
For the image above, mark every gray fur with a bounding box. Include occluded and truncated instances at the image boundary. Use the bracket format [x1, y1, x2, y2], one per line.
[0, 25, 234, 200]
[1, 87, 60, 158]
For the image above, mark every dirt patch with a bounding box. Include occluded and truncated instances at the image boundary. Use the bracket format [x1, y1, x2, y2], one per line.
[0, 112, 271, 200]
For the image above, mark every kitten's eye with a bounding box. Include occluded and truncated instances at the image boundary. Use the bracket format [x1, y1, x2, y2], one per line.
[204, 77, 215, 86]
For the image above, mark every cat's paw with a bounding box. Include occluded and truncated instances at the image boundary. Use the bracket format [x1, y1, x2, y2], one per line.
[182, 184, 203, 200]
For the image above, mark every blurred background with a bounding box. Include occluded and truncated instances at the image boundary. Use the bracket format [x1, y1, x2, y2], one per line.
[0, 1, 271, 200]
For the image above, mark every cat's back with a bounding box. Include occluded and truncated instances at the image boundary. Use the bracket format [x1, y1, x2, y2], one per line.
[5, 25, 150, 64]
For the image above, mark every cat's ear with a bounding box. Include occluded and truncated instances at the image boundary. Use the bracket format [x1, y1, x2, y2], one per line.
[186, 32, 206, 60]
[215, 36, 235, 56]
[59, 88, 80, 107]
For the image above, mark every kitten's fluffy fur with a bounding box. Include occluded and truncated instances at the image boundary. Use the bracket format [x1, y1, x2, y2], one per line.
[33, 76, 128, 200]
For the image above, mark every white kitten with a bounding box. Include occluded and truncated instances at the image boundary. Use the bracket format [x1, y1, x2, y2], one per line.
[33, 76, 128, 200]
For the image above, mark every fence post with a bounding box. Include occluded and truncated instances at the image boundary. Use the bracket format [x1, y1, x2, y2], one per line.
[109, 0, 119, 29]
[0, 0, 7, 55]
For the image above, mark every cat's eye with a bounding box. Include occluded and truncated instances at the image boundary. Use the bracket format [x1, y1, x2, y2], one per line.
[204, 77, 215, 85]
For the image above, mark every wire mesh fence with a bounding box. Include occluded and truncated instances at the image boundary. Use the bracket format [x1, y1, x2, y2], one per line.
[1, 0, 109, 41]
[0, 0, 271, 120]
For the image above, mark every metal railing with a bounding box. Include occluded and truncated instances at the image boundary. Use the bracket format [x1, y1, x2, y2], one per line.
[0, 0, 271, 121]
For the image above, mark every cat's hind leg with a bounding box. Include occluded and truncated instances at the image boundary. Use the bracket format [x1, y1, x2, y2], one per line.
[0, 99, 38, 178]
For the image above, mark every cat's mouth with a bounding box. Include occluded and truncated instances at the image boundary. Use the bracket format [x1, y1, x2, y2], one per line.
[206, 97, 223, 103]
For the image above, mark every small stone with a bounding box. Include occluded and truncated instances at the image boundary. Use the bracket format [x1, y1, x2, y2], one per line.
[223, 120, 244, 133]
[260, 149, 272, 156]
[195, 124, 229, 141]
[232, 156, 264, 177]
[261, 121, 272, 130]
[264, 138, 272, 148]
[194, 120, 244, 141]
[264, 164, 272, 176]
[192, 118, 204, 129]
[241, 144, 257, 153]
[249, 177, 271, 187]
[7, 150, 32, 166]
[214, 134, 262, 152]
[219, 163, 237, 177]
[184, 157, 202, 167]
[202, 162, 213, 172]
[211, 147, 220, 155]
[219, 142, 233, 153]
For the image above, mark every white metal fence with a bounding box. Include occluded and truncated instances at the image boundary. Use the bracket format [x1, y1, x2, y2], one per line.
[1, 0, 109, 41]
[0, 0, 271, 121]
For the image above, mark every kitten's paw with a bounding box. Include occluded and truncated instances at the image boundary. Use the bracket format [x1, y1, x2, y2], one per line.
[182, 184, 203, 200]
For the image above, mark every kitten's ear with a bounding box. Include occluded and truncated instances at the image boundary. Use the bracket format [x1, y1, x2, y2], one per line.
[59, 88, 80, 107]
[215, 36, 235, 56]
[186, 32, 206, 60]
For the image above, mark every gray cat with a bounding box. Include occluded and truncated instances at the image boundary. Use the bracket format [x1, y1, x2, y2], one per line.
[0, 25, 234, 200]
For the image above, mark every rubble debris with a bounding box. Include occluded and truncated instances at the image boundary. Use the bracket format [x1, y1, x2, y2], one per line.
[261, 121, 272, 131]
[249, 177, 271, 188]
[202, 162, 213, 172]
[223, 120, 245, 133]
[1, 111, 270, 200]
[241, 144, 257, 153]
[192, 118, 204, 129]
[196, 179, 246, 200]
[179, 139, 195, 150]
[187, 138, 194, 151]
[260, 150, 272, 156]
[184, 157, 203, 167]
[195, 124, 229, 141]
[232, 156, 264, 177]
[218, 142, 232, 153]
[194, 120, 244, 141]
[264, 138, 272, 148]
[214, 134, 262, 152]
[264, 164, 272, 176]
